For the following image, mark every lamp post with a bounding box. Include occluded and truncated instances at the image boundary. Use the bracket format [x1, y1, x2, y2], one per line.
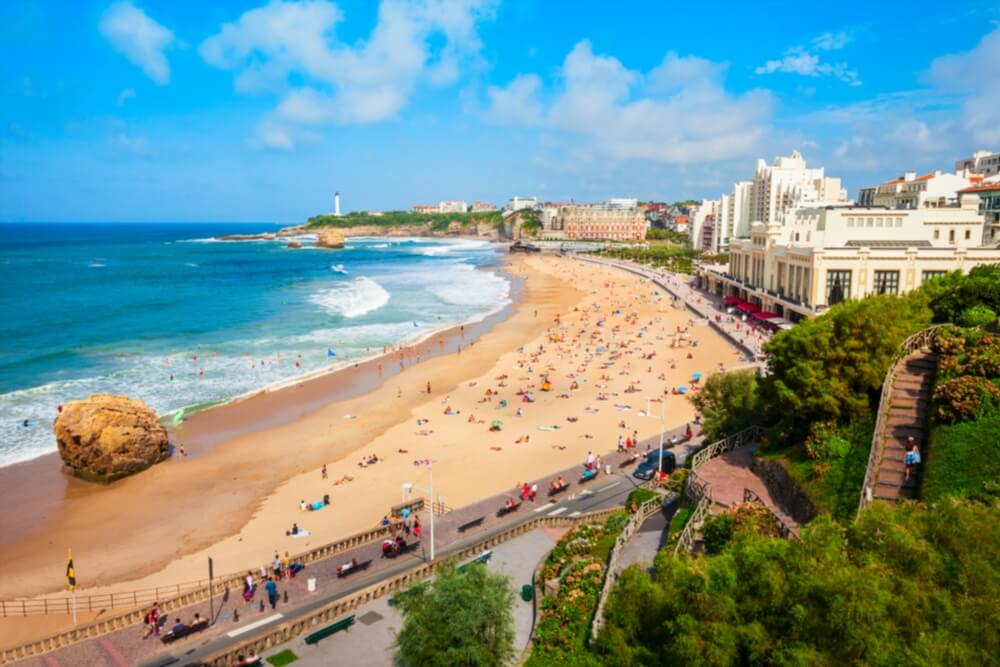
[403, 462, 437, 561]
[646, 397, 666, 475]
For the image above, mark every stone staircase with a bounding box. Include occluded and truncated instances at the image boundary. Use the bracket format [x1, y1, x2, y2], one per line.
[872, 350, 937, 502]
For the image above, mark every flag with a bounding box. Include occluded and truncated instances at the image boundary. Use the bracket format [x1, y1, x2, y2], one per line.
[327, 348, 336, 357]
[66, 549, 76, 591]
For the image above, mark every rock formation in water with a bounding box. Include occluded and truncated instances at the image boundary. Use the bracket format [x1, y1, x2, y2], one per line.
[54, 394, 170, 483]
[287, 239, 302, 249]
[314, 229, 346, 249]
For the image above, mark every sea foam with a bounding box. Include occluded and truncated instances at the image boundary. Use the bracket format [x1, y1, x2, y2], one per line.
[310, 276, 390, 318]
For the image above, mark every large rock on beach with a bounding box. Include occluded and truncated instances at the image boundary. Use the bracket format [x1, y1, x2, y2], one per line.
[315, 229, 346, 249]
[54, 394, 170, 483]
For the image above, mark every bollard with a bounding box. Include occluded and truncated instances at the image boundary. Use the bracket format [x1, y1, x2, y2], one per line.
[283, 591, 288, 604]
[259, 600, 265, 613]
[233, 609, 239, 622]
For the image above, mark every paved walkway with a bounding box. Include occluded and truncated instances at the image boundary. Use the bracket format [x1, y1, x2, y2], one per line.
[613, 505, 675, 578]
[278, 527, 564, 667]
[696, 447, 798, 530]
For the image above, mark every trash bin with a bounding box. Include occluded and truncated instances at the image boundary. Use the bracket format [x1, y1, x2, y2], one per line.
[521, 584, 533, 602]
[307, 577, 317, 593]
[605, 464, 612, 475]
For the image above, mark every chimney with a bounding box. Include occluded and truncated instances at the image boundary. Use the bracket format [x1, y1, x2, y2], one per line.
[334, 192, 341, 217]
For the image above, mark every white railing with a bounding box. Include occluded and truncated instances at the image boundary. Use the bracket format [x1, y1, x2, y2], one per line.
[590, 494, 664, 641]
[857, 325, 942, 514]
[673, 493, 713, 556]
[689, 425, 766, 470]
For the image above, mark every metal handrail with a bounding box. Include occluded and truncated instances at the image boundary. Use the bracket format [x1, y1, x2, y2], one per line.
[857, 325, 942, 515]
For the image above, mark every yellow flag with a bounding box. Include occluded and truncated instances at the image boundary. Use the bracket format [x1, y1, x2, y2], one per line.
[66, 549, 76, 591]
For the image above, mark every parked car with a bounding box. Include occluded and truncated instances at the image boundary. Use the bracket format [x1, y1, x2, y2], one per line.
[632, 449, 676, 480]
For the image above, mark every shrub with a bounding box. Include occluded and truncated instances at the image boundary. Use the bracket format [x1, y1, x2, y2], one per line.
[932, 375, 1000, 423]
[625, 488, 659, 512]
[664, 468, 689, 494]
[959, 304, 998, 328]
[688, 368, 760, 441]
[700, 514, 734, 553]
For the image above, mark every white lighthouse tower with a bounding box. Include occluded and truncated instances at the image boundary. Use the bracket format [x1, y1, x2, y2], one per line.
[334, 191, 341, 217]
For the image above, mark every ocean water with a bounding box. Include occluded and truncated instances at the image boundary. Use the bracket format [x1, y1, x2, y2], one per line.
[0, 223, 511, 467]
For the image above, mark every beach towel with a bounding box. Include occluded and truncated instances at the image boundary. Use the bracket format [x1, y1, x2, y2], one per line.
[290, 529, 311, 538]
[310, 501, 325, 511]
[537, 425, 560, 432]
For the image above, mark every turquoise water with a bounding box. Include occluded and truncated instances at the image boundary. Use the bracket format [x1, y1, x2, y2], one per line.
[0, 223, 509, 467]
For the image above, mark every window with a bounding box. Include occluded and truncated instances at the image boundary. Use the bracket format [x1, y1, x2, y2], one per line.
[895, 218, 903, 227]
[949, 229, 955, 243]
[933, 229, 940, 240]
[826, 270, 851, 305]
[874, 270, 900, 295]
[847, 218, 855, 228]
[922, 271, 946, 283]
[866, 217, 874, 227]
[965, 229, 971, 240]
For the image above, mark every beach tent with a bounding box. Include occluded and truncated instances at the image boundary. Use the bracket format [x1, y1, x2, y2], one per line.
[691, 373, 702, 380]
[676, 386, 689, 394]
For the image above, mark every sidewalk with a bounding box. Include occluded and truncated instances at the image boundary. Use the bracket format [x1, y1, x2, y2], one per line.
[12, 427, 695, 667]
[279, 527, 563, 667]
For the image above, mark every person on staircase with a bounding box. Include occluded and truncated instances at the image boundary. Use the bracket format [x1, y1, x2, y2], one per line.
[904, 437, 922, 481]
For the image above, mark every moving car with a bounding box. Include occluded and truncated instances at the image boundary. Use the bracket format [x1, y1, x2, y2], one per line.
[632, 449, 676, 480]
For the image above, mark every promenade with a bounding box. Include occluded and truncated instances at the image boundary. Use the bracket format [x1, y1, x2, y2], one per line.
[10, 423, 697, 667]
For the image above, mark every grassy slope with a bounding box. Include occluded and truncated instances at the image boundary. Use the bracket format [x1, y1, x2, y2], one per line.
[306, 210, 502, 230]
[922, 408, 1000, 502]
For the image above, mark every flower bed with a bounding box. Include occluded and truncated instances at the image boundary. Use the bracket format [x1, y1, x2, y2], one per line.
[525, 512, 627, 666]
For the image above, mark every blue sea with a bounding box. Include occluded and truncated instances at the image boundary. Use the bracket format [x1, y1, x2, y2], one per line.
[0, 223, 510, 467]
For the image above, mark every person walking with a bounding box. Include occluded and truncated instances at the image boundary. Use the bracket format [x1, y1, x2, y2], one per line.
[904, 438, 922, 481]
[265, 577, 278, 610]
[142, 601, 160, 638]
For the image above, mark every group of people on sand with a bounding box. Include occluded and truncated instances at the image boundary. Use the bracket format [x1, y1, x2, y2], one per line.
[358, 453, 381, 467]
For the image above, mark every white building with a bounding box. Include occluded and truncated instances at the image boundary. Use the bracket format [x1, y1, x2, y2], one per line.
[858, 170, 978, 210]
[715, 181, 751, 253]
[439, 200, 468, 213]
[748, 150, 849, 227]
[699, 195, 1000, 321]
[689, 199, 720, 251]
[956, 150, 1000, 178]
[558, 205, 646, 241]
[506, 196, 539, 212]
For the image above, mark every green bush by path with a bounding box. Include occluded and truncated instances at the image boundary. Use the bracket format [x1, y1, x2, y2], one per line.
[625, 488, 659, 511]
[266, 650, 298, 667]
[923, 407, 1000, 503]
[689, 369, 760, 441]
[596, 499, 1000, 666]
[667, 507, 693, 537]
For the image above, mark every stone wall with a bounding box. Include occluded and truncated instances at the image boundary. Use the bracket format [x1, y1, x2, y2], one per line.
[751, 458, 818, 526]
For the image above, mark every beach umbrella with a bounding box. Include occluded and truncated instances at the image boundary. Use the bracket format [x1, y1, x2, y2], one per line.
[691, 373, 702, 380]
[677, 386, 688, 394]
[491, 419, 503, 428]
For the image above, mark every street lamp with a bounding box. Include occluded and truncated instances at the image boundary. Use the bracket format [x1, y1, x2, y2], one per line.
[645, 397, 666, 475]
[402, 462, 437, 561]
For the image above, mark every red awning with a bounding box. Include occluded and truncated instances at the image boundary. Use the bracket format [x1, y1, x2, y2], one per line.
[752, 311, 779, 320]
[722, 296, 742, 305]
[736, 302, 761, 313]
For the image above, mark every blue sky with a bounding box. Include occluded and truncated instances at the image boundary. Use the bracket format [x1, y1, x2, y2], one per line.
[2, 0, 999, 222]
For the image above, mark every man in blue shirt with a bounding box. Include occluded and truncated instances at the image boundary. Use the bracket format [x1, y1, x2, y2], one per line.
[265, 577, 278, 610]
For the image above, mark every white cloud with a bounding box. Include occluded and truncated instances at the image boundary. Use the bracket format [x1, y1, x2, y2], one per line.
[115, 132, 151, 155]
[200, 0, 496, 148]
[485, 40, 772, 165]
[925, 25, 1000, 145]
[755, 30, 861, 87]
[99, 2, 174, 85]
[484, 73, 543, 126]
[250, 121, 294, 151]
[116, 87, 136, 106]
[811, 31, 852, 51]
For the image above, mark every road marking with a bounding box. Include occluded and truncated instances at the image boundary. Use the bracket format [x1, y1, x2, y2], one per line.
[596, 481, 621, 493]
[547, 507, 568, 516]
[533, 504, 551, 513]
[227, 613, 284, 638]
[569, 511, 582, 517]
[577, 489, 593, 498]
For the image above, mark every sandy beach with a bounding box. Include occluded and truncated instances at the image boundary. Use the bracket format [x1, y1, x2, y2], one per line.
[0, 254, 745, 645]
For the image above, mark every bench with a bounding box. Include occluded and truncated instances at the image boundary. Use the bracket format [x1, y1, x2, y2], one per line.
[548, 484, 569, 497]
[160, 619, 209, 644]
[496, 502, 520, 517]
[382, 540, 420, 559]
[336, 559, 372, 578]
[390, 498, 425, 519]
[457, 516, 485, 533]
[304, 615, 355, 645]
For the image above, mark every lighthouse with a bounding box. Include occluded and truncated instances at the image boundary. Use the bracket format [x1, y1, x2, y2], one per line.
[334, 192, 341, 217]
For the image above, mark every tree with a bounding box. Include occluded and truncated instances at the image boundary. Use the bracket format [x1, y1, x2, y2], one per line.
[596, 499, 1000, 666]
[761, 294, 932, 438]
[689, 369, 761, 440]
[921, 265, 1000, 324]
[394, 561, 517, 667]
